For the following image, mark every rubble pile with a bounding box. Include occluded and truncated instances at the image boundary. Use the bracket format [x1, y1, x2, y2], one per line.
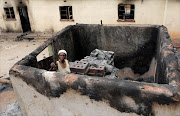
[0, 78, 22, 116]
[70, 49, 155, 82]
[70, 49, 118, 78]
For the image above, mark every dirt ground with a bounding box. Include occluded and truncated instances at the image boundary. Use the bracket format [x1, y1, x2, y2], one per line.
[0, 38, 49, 114]
[0, 38, 49, 78]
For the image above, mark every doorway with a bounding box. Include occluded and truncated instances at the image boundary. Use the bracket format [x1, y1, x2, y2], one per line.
[18, 6, 31, 32]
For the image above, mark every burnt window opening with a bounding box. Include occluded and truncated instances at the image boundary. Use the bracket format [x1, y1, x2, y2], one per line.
[4, 7, 15, 19]
[118, 4, 135, 21]
[59, 6, 73, 20]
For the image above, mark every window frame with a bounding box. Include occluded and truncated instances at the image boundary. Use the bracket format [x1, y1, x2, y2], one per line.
[117, 4, 135, 22]
[4, 7, 16, 21]
[59, 6, 74, 21]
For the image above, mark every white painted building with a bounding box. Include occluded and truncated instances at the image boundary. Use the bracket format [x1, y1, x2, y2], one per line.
[0, 0, 180, 39]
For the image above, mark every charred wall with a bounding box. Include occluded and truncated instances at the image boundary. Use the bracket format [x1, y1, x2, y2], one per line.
[54, 25, 158, 75]
[52, 29, 76, 62]
[9, 24, 180, 116]
[155, 27, 180, 84]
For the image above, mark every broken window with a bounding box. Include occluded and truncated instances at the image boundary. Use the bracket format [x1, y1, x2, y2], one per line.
[59, 6, 73, 20]
[4, 7, 15, 19]
[118, 4, 135, 21]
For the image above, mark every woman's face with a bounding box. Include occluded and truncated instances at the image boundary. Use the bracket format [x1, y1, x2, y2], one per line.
[59, 53, 66, 61]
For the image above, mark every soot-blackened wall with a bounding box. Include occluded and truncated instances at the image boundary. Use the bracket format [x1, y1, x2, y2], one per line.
[10, 25, 180, 116]
[54, 25, 158, 75]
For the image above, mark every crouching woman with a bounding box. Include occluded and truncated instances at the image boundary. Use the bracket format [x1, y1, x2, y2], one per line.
[49, 50, 71, 74]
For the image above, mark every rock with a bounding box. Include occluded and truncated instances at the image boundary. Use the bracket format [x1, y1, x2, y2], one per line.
[0, 82, 22, 116]
[105, 67, 119, 79]
[117, 67, 136, 79]
[89, 49, 115, 74]
[104, 64, 114, 74]
[0, 83, 13, 93]
[0, 101, 23, 116]
[90, 49, 99, 57]
[90, 49, 114, 61]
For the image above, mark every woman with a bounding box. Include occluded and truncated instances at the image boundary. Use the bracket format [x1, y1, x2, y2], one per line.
[50, 50, 71, 74]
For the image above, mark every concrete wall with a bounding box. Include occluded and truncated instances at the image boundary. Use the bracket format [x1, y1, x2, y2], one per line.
[70, 25, 158, 74]
[0, 0, 23, 32]
[10, 72, 180, 116]
[164, 0, 180, 39]
[0, 0, 179, 39]
[9, 25, 180, 116]
[11, 76, 139, 116]
[50, 25, 158, 74]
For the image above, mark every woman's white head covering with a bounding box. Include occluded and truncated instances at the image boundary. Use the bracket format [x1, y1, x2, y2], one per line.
[58, 50, 67, 55]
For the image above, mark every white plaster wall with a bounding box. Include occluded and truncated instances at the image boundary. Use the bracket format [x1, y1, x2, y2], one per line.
[0, 0, 23, 32]
[10, 75, 139, 116]
[165, 0, 180, 39]
[28, 0, 166, 32]
[153, 102, 180, 116]
[0, 0, 179, 39]
[0, 3, 5, 32]
[10, 74, 180, 116]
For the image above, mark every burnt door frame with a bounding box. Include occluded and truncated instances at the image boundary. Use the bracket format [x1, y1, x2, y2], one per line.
[18, 6, 31, 32]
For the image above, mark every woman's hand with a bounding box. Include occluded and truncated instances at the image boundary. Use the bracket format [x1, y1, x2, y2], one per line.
[50, 62, 56, 68]
[49, 62, 57, 71]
